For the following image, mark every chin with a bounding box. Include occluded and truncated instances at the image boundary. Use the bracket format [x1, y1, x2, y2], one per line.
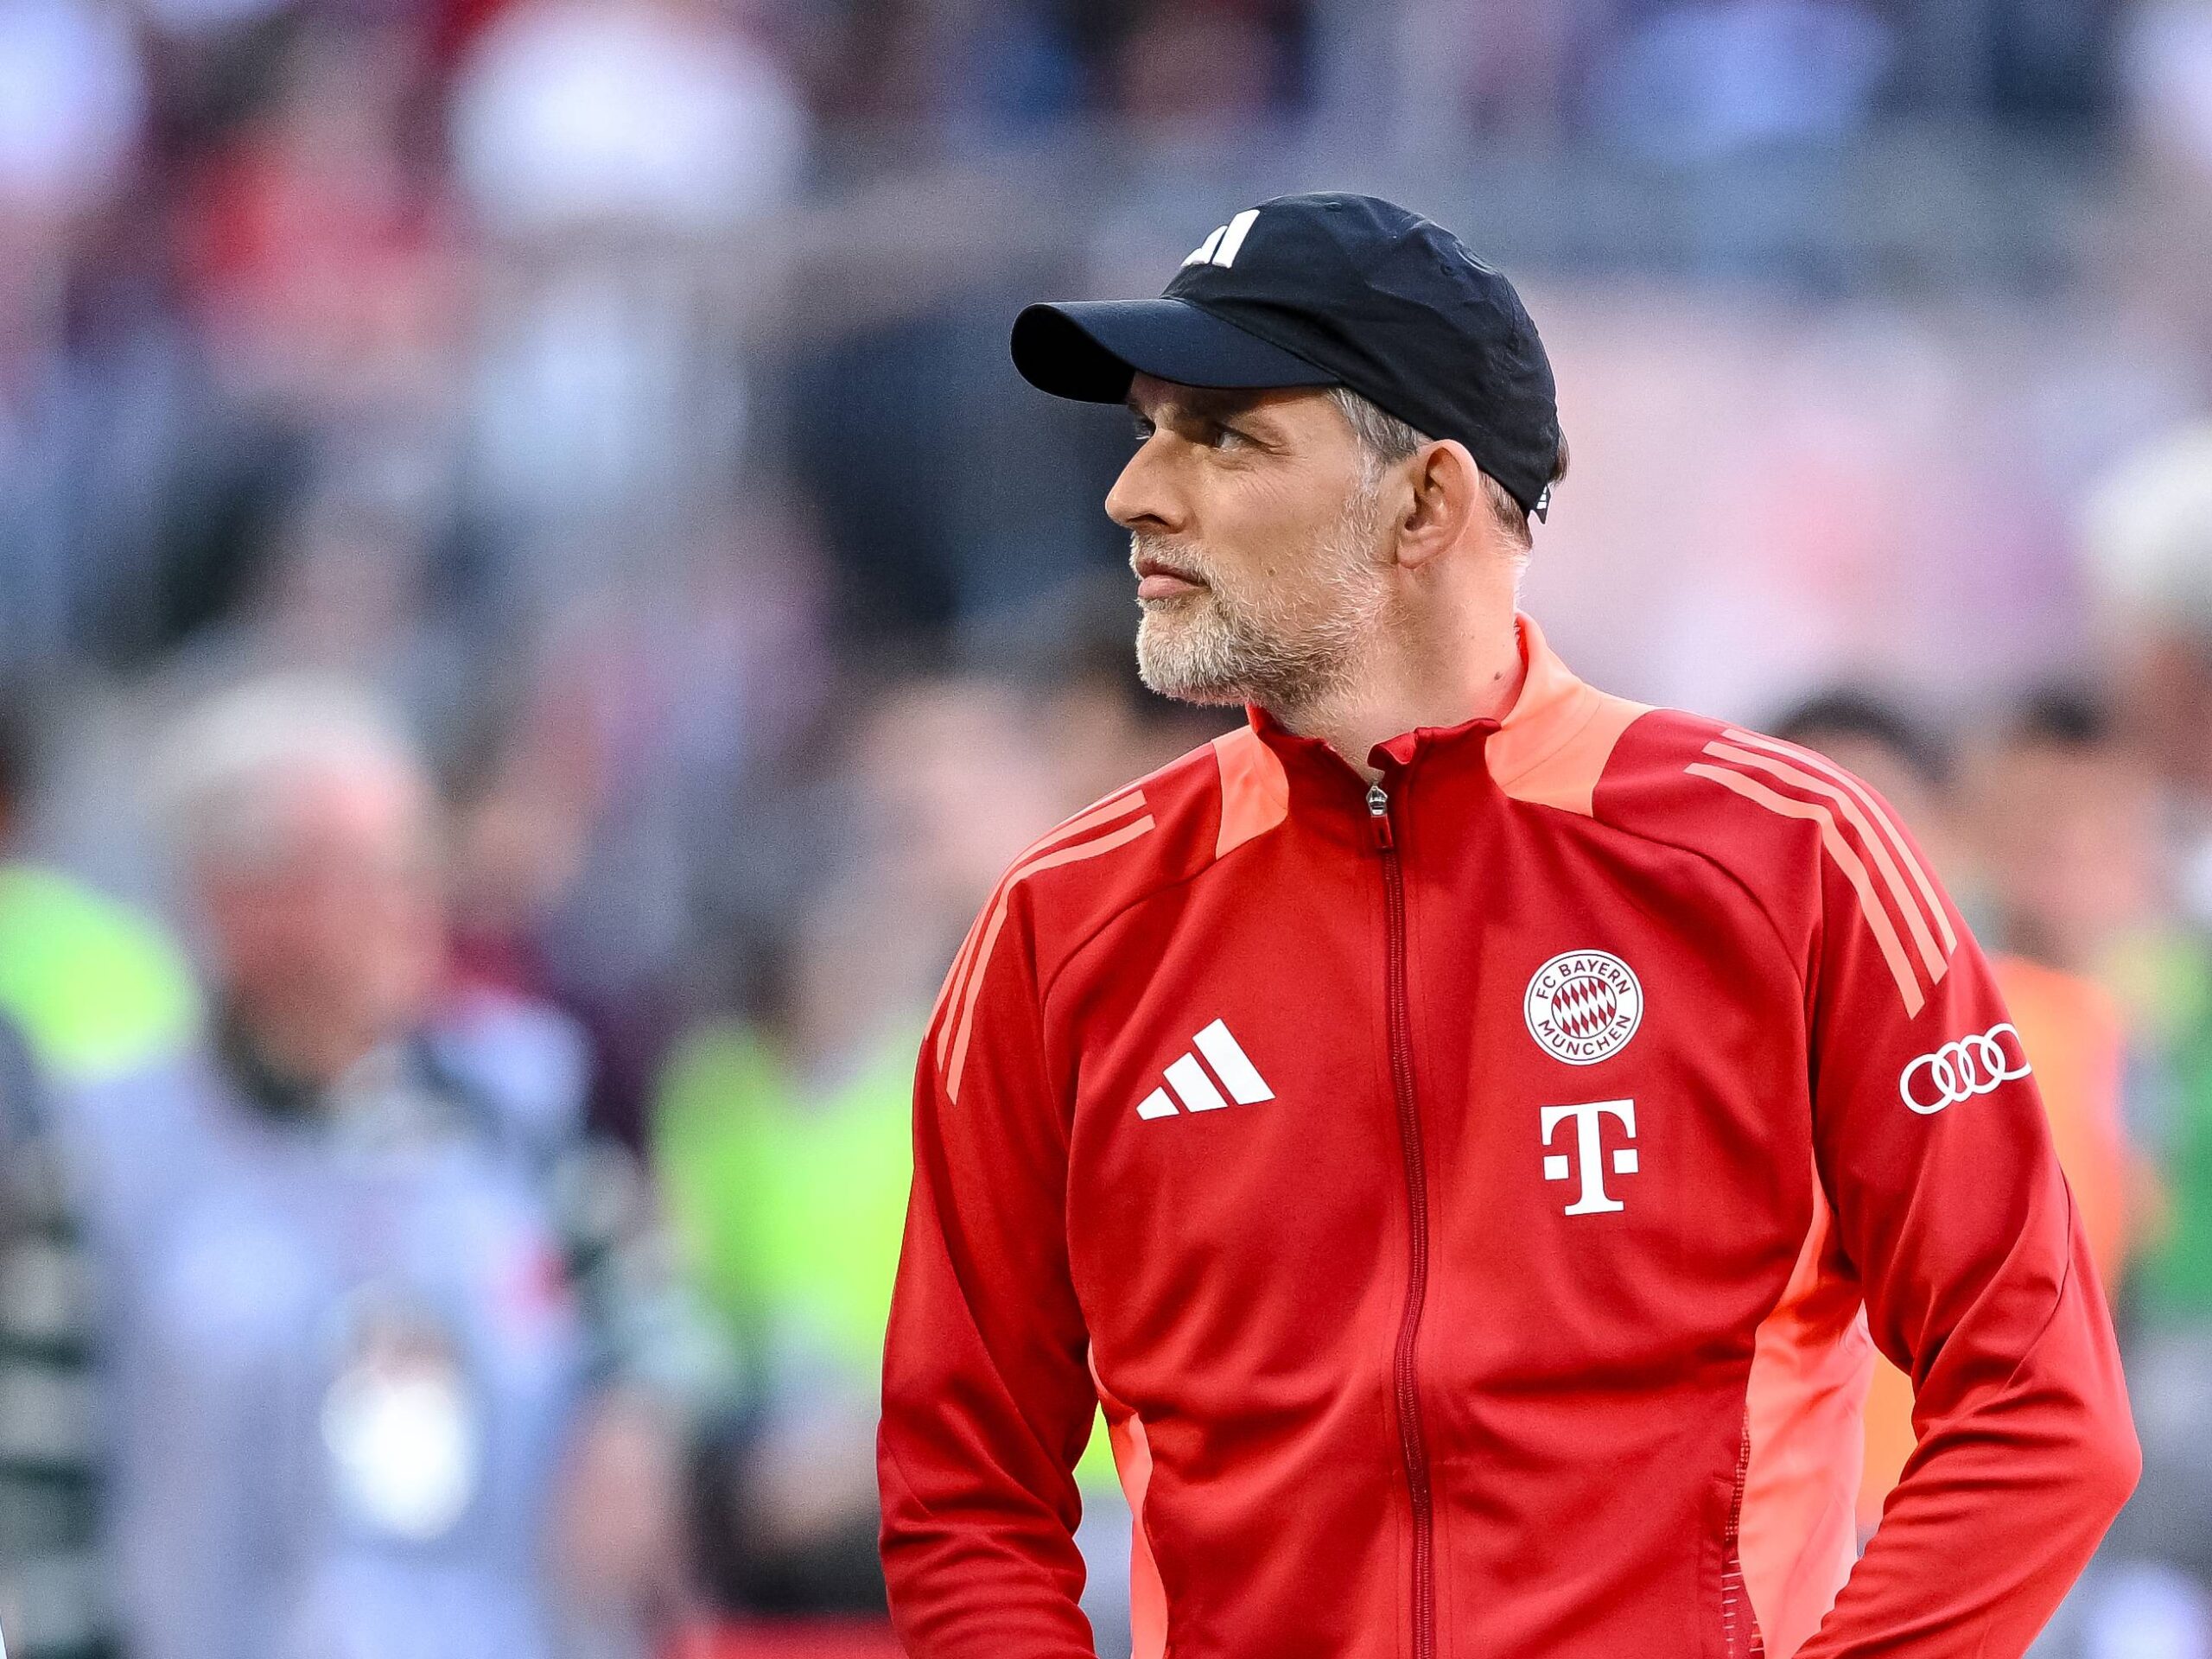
[1135, 609, 1268, 707]
[1137, 673, 1249, 709]
[1135, 642, 1245, 706]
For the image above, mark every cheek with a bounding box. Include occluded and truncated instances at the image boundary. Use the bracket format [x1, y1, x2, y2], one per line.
[223, 891, 318, 967]
[1202, 488, 1328, 588]
[371, 889, 444, 960]
[1236, 468, 1326, 544]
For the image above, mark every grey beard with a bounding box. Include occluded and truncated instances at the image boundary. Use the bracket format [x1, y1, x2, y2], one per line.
[1135, 594, 1366, 711]
[1131, 506, 1386, 716]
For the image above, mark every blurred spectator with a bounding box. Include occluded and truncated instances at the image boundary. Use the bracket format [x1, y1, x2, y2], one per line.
[1967, 692, 2170, 985]
[2075, 422, 2212, 1319]
[1591, 0, 1895, 162]
[0, 1008, 114, 1659]
[0, 0, 143, 226]
[1767, 688, 1962, 874]
[0, 694, 197, 1085]
[653, 675, 1135, 1643]
[2081, 420, 2212, 925]
[653, 678, 1058, 1598]
[1772, 692, 2152, 1542]
[450, 0, 806, 235]
[59, 677, 705, 1659]
[181, 20, 461, 417]
[1107, 0, 1307, 136]
[446, 506, 832, 1146]
[450, 0, 804, 533]
[42, 16, 473, 677]
[1958, 691, 2212, 1656]
[2054, 421, 2212, 1649]
[0, 692, 186, 1657]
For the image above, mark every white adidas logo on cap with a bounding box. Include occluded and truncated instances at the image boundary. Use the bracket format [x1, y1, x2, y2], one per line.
[1180, 208, 1262, 270]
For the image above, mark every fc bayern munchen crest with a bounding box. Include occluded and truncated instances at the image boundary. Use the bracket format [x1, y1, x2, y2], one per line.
[1524, 950, 1643, 1065]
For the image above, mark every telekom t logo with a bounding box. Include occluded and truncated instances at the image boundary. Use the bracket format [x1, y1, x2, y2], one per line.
[1541, 1099, 1638, 1216]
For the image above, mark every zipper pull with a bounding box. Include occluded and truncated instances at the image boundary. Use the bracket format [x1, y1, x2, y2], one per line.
[1366, 780, 1394, 850]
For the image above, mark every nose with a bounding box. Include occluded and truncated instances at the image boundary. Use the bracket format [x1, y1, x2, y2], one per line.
[1105, 435, 1185, 536]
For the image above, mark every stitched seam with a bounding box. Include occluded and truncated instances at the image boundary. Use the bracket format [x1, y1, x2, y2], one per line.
[1040, 850, 1242, 1016]
[1511, 787, 1808, 1012]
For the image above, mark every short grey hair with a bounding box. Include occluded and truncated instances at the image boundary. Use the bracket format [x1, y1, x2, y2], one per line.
[1327, 385, 1549, 550]
[157, 676, 431, 870]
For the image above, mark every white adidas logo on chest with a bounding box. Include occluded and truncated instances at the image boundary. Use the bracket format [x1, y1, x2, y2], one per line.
[1136, 1020, 1275, 1119]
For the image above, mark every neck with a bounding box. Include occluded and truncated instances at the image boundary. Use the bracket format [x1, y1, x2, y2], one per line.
[1269, 596, 1526, 778]
[220, 996, 385, 1106]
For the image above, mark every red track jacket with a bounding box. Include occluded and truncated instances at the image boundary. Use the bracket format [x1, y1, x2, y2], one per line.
[879, 615, 2138, 1659]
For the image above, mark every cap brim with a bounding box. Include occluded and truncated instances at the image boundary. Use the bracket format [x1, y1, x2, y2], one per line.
[1011, 298, 1336, 403]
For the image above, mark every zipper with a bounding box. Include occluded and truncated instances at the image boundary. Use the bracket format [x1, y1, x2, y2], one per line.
[1370, 778, 1435, 1659]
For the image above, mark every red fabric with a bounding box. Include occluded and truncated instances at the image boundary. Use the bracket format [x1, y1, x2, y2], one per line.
[880, 620, 2137, 1658]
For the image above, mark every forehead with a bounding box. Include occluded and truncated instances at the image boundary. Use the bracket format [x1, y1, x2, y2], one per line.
[251, 760, 435, 857]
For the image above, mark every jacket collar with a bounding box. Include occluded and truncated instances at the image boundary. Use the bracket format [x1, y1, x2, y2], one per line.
[1247, 611, 1594, 791]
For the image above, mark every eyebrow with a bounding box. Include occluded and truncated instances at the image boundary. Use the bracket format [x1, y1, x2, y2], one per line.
[1125, 387, 1268, 425]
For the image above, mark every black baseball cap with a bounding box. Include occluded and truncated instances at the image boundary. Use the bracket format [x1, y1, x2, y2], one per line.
[1012, 193, 1562, 518]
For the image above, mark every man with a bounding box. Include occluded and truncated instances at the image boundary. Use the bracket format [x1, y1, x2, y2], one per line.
[0, 696, 180, 1659]
[877, 194, 2139, 1658]
[62, 678, 691, 1659]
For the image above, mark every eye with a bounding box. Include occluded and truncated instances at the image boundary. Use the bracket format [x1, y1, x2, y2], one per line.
[1205, 422, 1250, 451]
[1129, 414, 1156, 443]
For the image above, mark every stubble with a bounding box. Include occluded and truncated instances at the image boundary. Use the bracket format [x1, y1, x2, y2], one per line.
[1133, 488, 1389, 718]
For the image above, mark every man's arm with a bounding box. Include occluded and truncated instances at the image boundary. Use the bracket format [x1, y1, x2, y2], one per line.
[879, 891, 1100, 1656]
[1796, 795, 2139, 1656]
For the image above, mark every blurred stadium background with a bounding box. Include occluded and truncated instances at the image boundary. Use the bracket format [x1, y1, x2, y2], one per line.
[2, 0, 2212, 1655]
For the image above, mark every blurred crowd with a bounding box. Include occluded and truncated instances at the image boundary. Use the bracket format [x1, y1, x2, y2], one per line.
[1, 0, 2212, 1656]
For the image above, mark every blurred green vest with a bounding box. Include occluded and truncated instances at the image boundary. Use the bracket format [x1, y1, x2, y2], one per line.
[657, 1024, 915, 1383]
[655, 1021, 1115, 1483]
[2111, 928, 2212, 1319]
[0, 863, 197, 1084]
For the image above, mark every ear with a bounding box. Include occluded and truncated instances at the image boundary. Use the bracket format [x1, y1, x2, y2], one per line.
[1391, 438, 1483, 572]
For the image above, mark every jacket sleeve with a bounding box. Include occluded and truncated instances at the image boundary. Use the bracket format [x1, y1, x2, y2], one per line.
[878, 891, 1102, 1657]
[1794, 806, 2139, 1656]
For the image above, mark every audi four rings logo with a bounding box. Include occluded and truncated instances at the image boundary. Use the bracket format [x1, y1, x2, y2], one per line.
[1898, 1022, 2032, 1115]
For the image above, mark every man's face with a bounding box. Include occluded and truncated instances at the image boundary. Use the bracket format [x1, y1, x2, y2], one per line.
[1974, 738, 2162, 969]
[1108, 374, 1392, 711]
[198, 762, 445, 1065]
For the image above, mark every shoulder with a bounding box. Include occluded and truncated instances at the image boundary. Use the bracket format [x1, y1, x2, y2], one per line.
[1594, 708, 1955, 952]
[423, 985, 593, 1153]
[1592, 706, 1777, 842]
[982, 726, 1274, 964]
[926, 725, 1273, 1032]
[1599, 709, 1912, 858]
[63, 1048, 206, 1142]
[53, 1049, 214, 1232]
